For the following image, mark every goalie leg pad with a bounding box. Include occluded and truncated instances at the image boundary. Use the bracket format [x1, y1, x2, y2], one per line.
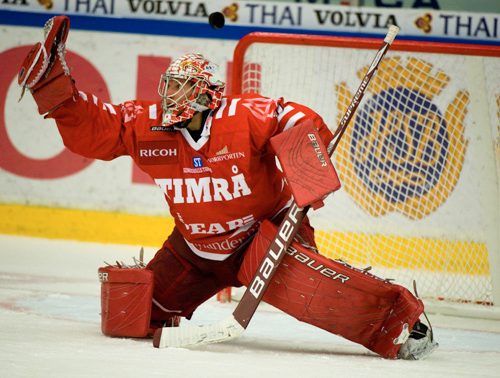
[98, 266, 154, 338]
[237, 220, 423, 359]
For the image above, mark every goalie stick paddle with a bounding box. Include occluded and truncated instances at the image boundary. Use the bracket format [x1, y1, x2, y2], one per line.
[153, 25, 400, 349]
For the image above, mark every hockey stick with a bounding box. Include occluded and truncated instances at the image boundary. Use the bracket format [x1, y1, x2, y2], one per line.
[153, 25, 400, 348]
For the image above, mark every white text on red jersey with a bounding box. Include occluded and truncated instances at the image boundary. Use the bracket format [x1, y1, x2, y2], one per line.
[155, 173, 252, 204]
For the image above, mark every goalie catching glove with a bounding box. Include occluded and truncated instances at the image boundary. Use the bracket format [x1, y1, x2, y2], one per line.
[18, 15, 77, 114]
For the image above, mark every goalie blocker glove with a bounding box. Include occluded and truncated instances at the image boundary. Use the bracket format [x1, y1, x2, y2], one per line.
[18, 15, 77, 115]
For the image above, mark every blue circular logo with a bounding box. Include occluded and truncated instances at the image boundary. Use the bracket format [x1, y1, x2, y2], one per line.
[350, 87, 449, 204]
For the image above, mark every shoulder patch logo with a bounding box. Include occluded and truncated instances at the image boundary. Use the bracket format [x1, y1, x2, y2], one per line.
[121, 102, 144, 123]
[241, 98, 277, 121]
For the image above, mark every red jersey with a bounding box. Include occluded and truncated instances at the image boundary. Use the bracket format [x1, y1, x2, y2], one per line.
[51, 92, 332, 260]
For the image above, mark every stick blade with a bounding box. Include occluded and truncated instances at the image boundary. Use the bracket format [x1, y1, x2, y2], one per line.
[153, 316, 244, 348]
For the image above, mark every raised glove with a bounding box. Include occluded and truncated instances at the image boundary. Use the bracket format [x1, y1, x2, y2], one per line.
[18, 15, 77, 114]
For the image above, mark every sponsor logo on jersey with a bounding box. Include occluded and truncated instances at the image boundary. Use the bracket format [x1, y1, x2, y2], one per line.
[193, 156, 203, 168]
[186, 214, 255, 235]
[216, 145, 229, 155]
[155, 170, 251, 204]
[138, 140, 179, 165]
[188, 220, 260, 253]
[335, 56, 468, 219]
[207, 151, 245, 163]
[183, 167, 213, 174]
[190, 234, 247, 252]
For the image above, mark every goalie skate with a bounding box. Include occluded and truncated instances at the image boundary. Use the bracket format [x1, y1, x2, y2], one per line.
[398, 321, 439, 360]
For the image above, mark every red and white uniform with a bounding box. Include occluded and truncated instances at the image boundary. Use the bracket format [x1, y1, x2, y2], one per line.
[52, 92, 333, 261]
[50, 89, 424, 360]
[24, 19, 428, 358]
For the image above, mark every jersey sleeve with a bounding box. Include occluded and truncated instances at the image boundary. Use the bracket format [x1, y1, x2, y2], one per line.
[47, 91, 152, 161]
[275, 99, 333, 146]
[241, 95, 333, 152]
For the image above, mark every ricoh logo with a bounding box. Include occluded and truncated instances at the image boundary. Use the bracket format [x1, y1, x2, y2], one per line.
[137, 140, 178, 165]
[139, 148, 177, 157]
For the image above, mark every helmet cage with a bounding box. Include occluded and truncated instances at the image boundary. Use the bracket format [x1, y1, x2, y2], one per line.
[158, 53, 225, 126]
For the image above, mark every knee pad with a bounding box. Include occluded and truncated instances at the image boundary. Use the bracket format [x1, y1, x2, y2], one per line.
[98, 266, 153, 338]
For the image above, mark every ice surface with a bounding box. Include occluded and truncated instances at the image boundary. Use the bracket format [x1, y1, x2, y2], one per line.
[1, 235, 499, 378]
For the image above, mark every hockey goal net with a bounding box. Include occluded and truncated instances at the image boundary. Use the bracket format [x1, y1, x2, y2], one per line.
[231, 32, 500, 318]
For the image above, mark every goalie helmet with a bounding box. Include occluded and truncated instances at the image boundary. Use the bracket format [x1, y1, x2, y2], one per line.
[158, 53, 225, 126]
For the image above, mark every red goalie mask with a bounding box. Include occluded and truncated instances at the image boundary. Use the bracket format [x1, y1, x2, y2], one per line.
[158, 53, 225, 126]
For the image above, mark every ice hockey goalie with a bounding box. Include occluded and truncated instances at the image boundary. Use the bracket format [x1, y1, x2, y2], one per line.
[20, 15, 437, 360]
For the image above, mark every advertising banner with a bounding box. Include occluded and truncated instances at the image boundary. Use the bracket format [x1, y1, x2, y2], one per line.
[1, 1, 498, 45]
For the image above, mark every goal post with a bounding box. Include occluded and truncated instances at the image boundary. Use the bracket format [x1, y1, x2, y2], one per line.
[232, 32, 500, 319]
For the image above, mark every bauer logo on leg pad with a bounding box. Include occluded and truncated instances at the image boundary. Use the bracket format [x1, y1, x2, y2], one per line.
[286, 245, 350, 283]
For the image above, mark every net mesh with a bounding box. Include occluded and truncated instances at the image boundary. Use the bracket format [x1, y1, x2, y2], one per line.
[238, 39, 499, 308]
